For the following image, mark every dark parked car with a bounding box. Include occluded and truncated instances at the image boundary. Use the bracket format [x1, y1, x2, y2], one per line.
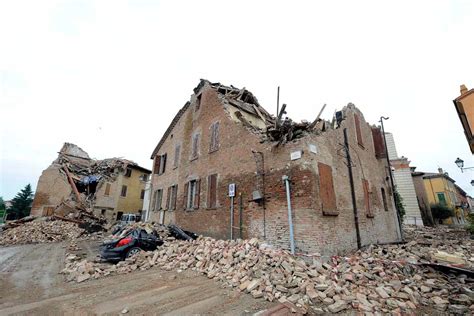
[100, 228, 163, 262]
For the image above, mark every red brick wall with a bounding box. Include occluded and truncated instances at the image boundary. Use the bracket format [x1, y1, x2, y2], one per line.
[149, 84, 401, 255]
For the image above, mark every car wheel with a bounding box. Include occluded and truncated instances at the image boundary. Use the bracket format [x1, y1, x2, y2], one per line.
[126, 247, 141, 258]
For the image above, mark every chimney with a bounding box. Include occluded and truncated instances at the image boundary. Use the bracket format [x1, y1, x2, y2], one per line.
[438, 167, 444, 174]
[460, 84, 468, 95]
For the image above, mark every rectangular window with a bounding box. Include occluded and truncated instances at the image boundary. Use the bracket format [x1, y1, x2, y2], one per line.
[195, 94, 201, 111]
[318, 163, 338, 215]
[153, 189, 163, 211]
[124, 168, 132, 177]
[354, 113, 364, 148]
[207, 174, 218, 208]
[167, 185, 178, 210]
[209, 122, 220, 152]
[437, 192, 447, 205]
[363, 179, 373, 217]
[381, 188, 388, 211]
[141, 174, 149, 182]
[186, 179, 200, 209]
[104, 183, 111, 196]
[101, 209, 106, 215]
[191, 134, 200, 160]
[159, 154, 167, 174]
[140, 189, 145, 200]
[121, 185, 127, 197]
[174, 145, 180, 168]
[154, 156, 160, 174]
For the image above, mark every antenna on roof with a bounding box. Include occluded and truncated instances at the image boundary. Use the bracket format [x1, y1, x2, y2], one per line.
[276, 86, 280, 128]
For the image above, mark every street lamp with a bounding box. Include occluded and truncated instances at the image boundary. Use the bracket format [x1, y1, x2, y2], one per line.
[471, 180, 474, 186]
[454, 157, 474, 172]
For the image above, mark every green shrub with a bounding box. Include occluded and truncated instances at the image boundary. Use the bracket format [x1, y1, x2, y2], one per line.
[467, 213, 474, 234]
[430, 203, 454, 221]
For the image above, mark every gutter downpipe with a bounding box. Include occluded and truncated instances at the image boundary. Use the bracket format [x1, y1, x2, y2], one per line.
[380, 118, 404, 241]
[283, 175, 295, 255]
[344, 128, 361, 249]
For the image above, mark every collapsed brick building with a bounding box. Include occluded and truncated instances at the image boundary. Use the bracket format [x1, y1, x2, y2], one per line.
[31, 143, 151, 223]
[148, 80, 402, 255]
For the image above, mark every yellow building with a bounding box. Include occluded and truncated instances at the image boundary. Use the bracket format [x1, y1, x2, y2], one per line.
[453, 84, 474, 154]
[94, 165, 151, 222]
[421, 169, 464, 225]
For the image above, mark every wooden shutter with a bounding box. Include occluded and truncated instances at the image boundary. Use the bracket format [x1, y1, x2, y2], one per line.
[172, 185, 178, 210]
[318, 163, 337, 215]
[154, 156, 160, 174]
[166, 186, 171, 209]
[208, 174, 217, 208]
[371, 127, 386, 159]
[183, 182, 189, 209]
[174, 145, 180, 167]
[162, 154, 167, 173]
[194, 179, 200, 209]
[210, 122, 220, 152]
[354, 114, 364, 147]
[363, 179, 373, 217]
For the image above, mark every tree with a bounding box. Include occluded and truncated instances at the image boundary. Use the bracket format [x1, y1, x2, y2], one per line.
[0, 197, 5, 211]
[8, 184, 34, 219]
[430, 203, 454, 224]
[394, 187, 405, 222]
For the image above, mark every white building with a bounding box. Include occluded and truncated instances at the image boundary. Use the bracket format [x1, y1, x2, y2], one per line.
[385, 133, 424, 226]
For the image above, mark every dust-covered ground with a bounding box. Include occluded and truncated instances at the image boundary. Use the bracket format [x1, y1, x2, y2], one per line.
[0, 241, 277, 315]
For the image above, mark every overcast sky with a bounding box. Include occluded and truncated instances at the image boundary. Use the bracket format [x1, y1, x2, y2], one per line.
[1, 0, 473, 200]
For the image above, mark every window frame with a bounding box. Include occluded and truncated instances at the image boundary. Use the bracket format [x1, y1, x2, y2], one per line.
[191, 133, 200, 160]
[209, 122, 220, 153]
[120, 185, 128, 197]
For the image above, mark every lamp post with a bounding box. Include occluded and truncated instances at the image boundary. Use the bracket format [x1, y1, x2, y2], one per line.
[380, 116, 403, 240]
[455, 157, 474, 173]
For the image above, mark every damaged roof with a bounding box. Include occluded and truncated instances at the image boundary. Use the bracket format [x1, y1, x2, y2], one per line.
[150, 79, 364, 158]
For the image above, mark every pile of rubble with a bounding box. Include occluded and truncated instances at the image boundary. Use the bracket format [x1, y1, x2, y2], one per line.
[62, 225, 474, 314]
[0, 218, 86, 246]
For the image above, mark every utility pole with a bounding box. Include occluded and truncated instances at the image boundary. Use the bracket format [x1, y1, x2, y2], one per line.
[344, 128, 361, 249]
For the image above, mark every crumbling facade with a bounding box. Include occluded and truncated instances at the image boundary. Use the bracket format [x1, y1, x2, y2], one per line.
[31, 143, 151, 223]
[148, 80, 401, 255]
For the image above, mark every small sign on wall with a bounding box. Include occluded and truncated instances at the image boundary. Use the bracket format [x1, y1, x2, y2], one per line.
[309, 144, 318, 154]
[228, 183, 236, 197]
[290, 150, 302, 161]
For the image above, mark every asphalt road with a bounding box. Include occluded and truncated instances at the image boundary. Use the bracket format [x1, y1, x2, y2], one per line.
[0, 241, 277, 315]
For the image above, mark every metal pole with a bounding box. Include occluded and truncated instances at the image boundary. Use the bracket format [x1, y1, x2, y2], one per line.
[283, 175, 295, 255]
[344, 128, 362, 249]
[230, 196, 234, 240]
[277, 86, 280, 121]
[239, 193, 243, 239]
[380, 117, 404, 240]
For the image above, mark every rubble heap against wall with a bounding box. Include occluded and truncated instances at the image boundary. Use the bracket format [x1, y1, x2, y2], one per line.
[63, 225, 474, 314]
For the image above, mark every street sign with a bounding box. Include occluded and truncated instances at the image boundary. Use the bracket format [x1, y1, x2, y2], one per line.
[228, 183, 236, 197]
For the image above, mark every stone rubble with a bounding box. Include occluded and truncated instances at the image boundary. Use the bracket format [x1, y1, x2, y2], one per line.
[0, 218, 102, 246]
[61, 225, 474, 314]
[0, 219, 85, 245]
